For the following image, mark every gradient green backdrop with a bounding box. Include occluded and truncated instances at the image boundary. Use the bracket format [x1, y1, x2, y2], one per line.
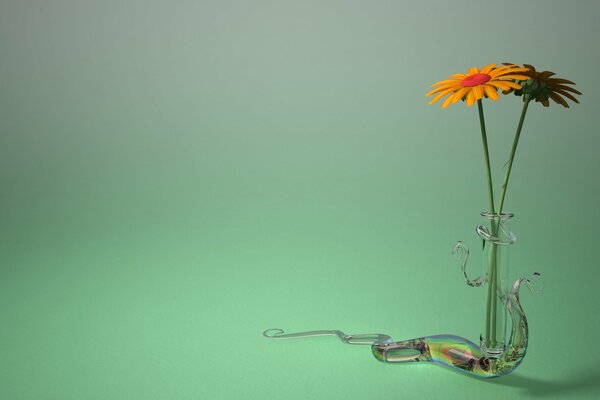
[2, 1, 599, 399]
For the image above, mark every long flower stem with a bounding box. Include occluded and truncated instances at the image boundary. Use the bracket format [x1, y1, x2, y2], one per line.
[477, 100, 496, 215]
[487, 99, 530, 350]
[477, 99, 497, 345]
[498, 99, 531, 213]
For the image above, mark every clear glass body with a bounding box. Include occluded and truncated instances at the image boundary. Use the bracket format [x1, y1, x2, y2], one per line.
[479, 212, 514, 357]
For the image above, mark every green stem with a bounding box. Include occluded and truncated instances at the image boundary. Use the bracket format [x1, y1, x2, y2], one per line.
[477, 100, 496, 215]
[498, 99, 531, 213]
[486, 241, 500, 348]
[477, 99, 497, 345]
[487, 99, 530, 350]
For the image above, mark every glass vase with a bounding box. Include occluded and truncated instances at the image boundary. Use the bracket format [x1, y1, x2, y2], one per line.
[477, 211, 515, 357]
[264, 209, 543, 378]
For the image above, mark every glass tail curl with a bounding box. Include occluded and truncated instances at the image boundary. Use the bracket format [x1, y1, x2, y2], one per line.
[264, 235, 542, 378]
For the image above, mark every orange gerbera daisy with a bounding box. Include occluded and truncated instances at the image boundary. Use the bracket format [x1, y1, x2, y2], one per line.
[500, 63, 582, 108]
[426, 64, 531, 108]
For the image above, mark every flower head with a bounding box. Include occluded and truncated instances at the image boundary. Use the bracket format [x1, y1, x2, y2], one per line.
[426, 64, 530, 108]
[501, 63, 581, 108]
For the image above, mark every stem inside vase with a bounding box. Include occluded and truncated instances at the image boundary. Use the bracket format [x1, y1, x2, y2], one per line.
[480, 212, 512, 357]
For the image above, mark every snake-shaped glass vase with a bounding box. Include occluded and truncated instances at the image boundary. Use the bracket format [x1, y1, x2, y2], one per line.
[264, 213, 541, 378]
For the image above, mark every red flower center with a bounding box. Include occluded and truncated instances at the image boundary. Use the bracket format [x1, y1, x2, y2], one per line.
[460, 73, 491, 87]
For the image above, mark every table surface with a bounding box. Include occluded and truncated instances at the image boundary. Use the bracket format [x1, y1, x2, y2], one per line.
[2, 1, 600, 399]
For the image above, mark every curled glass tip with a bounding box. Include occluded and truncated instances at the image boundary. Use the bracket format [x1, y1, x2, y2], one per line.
[263, 329, 392, 345]
[453, 241, 485, 287]
[263, 328, 286, 338]
[263, 329, 351, 341]
[525, 272, 544, 294]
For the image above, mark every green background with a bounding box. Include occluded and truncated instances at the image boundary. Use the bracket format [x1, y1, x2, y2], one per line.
[1, 1, 599, 399]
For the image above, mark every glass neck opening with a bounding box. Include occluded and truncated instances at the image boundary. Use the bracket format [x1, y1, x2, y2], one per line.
[480, 211, 514, 222]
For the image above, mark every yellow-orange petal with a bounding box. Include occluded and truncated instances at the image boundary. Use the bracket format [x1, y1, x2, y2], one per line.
[500, 81, 522, 89]
[480, 64, 496, 74]
[452, 73, 467, 79]
[489, 66, 528, 78]
[500, 67, 529, 73]
[494, 69, 530, 78]
[468, 67, 479, 75]
[488, 65, 514, 77]
[486, 81, 511, 91]
[466, 90, 476, 106]
[425, 83, 460, 97]
[483, 85, 499, 100]
[450, 87, 470, 104]
[472, 85, 484, 101]
[431, 79, 459, 87]
[428, 88, 457, 104]
[495, 74, 530, 81]
[441, 93, 456, 108]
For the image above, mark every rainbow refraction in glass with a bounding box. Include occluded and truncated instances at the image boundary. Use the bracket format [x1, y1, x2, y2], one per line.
[371, 276, 529, 378]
